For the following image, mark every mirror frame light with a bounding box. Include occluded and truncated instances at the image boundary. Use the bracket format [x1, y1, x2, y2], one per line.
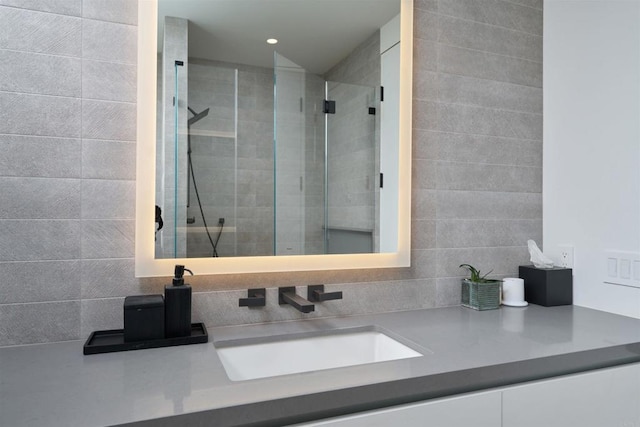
[135, 0, 413, 277]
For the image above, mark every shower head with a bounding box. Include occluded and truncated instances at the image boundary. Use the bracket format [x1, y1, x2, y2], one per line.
[187, 107, 210, 126]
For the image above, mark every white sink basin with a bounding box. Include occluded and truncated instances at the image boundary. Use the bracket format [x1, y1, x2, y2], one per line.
[214, 326, 423, 381]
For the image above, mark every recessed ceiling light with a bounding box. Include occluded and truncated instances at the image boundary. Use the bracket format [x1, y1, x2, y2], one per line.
[267, 38, 278, 45]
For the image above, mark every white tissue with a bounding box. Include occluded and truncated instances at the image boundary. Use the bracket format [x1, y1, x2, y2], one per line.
[527, 240, 554, 268]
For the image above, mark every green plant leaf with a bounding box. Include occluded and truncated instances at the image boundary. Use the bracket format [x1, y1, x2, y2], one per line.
[459, 264, 494, 282]
[479, 269, 493, 281]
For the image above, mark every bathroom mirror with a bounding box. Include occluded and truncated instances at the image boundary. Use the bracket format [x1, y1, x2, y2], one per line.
[136, 0, 412, 276]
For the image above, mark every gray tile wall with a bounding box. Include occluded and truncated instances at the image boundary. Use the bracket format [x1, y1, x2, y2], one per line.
[0, 0, 542, 346]
[0, 0, 137, 345]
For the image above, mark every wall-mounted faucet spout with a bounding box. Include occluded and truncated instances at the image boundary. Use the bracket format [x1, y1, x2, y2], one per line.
[278, 287, 315, 313]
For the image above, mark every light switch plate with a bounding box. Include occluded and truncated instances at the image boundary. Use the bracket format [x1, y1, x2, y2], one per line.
[620, 259, 631, 279]
[607, 258, 618, 278]
[604, 251, 640, 289]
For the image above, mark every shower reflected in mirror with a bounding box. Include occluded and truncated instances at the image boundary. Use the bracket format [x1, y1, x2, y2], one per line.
[154, 0, 401, 259]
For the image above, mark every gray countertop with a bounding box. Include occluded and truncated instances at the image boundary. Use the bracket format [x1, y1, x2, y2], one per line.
[2, 305, 640, 427]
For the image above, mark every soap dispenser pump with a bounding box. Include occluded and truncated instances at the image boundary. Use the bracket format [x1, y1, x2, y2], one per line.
[165, 265, 193, 338]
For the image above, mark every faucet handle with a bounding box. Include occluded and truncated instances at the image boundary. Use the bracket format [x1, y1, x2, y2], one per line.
[308, 285, 343, 302]
[239, 288, 266, 307]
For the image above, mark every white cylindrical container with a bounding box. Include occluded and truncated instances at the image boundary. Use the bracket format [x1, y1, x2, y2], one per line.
[502, 277, 528, 307]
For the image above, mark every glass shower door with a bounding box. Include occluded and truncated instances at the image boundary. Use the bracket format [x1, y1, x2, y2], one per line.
[274, 53, 314, 255]
[156, 60, 189, 259]
[185, 64, 238, 258]
[325, 81, 378, 254]
[274, 54, 377, 255]
[156, 59, 240, 259]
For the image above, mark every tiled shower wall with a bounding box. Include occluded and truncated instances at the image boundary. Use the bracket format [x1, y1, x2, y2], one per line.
[0, 0, 542, 346]
[184, 59, 274, 258]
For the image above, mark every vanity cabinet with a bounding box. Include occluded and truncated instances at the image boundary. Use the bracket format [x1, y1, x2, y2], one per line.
[294, 390, 502, 426]
[502, 363, 640, 427]
[294, 363, 640, 427]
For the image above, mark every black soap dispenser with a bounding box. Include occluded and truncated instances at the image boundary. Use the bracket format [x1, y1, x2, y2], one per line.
[165, 265, 193, 338]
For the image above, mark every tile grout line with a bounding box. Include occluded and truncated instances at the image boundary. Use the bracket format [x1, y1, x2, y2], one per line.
[0, 89, 136, 106]
[435, 40, 542, 66]
[414, 68, 543, 92]
[415, 98, 543, 117]
[413, 129, 542, 143]
[435, 9, 543, 39]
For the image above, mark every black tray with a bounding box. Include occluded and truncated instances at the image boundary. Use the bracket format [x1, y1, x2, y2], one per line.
[83, 323, 208, 355]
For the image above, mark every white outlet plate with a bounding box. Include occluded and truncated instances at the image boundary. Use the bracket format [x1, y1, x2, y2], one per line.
[558, 245, 574, 268]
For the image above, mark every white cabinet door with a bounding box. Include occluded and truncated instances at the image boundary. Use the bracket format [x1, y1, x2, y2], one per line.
[293, 363, 640, 427]
[503, 363, 640, 427]
[293, 390, 501, 427]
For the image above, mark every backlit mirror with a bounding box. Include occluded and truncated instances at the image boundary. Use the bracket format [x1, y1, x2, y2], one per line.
[136, 0, 412, 276]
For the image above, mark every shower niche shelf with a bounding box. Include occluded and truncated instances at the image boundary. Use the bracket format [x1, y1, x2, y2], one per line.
[180, 129, 236, 139]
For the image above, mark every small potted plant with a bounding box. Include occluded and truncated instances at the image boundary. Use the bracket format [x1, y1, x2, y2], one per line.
[459, 264, 502, 311]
